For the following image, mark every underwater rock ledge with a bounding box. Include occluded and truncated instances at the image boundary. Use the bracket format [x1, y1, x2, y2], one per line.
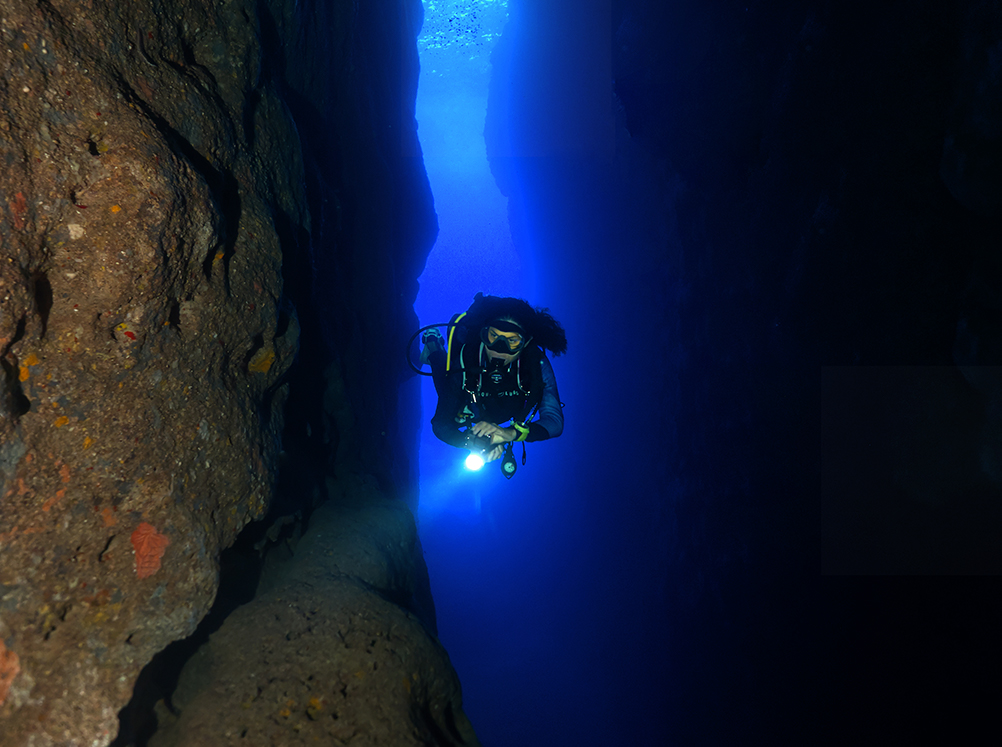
[149, 478, 479, 747]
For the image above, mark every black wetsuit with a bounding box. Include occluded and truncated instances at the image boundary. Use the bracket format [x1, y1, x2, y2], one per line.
[429, 339, 563, 449]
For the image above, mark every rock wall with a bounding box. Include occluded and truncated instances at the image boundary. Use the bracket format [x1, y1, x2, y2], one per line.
[0, 1, 449, 745]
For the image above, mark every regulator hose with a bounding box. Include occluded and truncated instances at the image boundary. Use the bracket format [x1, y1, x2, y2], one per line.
[405, 321, 462, 376]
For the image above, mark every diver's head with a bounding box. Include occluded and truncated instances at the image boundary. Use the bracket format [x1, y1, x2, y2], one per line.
[481, 317, 530, 362]
[466, 293, 567, 357]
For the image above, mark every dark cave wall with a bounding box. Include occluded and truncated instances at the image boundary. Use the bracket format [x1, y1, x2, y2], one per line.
[0, 1, 439, 744]
[262, 0, 435, 498]
[487, 0, 1001, 739]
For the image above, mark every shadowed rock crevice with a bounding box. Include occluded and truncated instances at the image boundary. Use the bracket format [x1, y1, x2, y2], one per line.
[1, 316, 31, 419]
[30, 272, 52, 338]
[0, 357, 32, 419]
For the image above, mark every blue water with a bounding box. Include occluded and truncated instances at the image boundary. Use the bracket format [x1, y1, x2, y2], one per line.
[412, 2, 671, 744]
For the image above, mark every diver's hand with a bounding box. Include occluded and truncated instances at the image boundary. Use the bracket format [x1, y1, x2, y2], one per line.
[484, 445, 504, 462]
[471, 421, 516, 445]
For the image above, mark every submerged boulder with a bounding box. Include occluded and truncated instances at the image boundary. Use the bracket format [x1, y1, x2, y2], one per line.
[150, 480, 478, 747]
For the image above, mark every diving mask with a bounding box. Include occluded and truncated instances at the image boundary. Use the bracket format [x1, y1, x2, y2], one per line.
[481, 322, 530, 355]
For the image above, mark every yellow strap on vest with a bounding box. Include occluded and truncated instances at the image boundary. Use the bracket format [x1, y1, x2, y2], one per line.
[512, 421, 530, 441]
[446, 312, 467, 374]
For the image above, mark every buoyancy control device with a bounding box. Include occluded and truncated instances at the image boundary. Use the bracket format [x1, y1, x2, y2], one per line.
[405, 295, 544, 477]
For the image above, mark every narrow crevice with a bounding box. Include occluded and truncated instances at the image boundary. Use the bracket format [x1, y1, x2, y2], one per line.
[1, 315, 31, 416]
[1, 356, 31, 419]
[32, 271, 53, 338]
[168, 301, 181, 329]
[98, 534, 116, 563]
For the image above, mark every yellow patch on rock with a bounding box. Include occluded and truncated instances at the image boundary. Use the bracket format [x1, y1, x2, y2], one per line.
[248, 347, 275, 374]
[306, 697, 323, 720]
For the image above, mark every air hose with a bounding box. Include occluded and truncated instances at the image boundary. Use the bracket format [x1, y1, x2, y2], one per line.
[405, 321, 462, 376]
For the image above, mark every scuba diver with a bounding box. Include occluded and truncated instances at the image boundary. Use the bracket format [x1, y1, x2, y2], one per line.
[411, 293, 566, 477]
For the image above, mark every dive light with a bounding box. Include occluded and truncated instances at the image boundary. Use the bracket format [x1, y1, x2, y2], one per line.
[463, 433, 519, 477]
[464, 433, 493, 471]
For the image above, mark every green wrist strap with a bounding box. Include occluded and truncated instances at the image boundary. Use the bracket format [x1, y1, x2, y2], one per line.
[513, 422, 530, 441]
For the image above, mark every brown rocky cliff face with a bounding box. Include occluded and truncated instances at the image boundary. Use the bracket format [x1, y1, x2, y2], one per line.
[0, 0, 446, 744]
[0, 0, 301, 740]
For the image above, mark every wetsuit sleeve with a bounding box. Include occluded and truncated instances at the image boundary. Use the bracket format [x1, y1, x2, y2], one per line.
[431, 370, 471, 449]
[526, 354, 563, 442]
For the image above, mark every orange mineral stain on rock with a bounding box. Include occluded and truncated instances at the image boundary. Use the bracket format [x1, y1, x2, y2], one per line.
[0, 641, 20, 706]
[60, 463, 71, 483]
[131, 522, 170, 579]
[42, 489, 66, 512]
[110, 204, 121, 213]
[101, 507, 117, 527]
[54, 416, 69, 428]
[83, 436, 94, 449]
[18, 354, 39, 381]
[9, 192, 27, 230]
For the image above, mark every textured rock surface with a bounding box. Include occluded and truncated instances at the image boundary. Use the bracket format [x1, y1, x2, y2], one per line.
[150, 478, 478, 747]
[0, 1, 304, 740]
[0, 0, 446, 745]
[0, 0, 301, 742]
